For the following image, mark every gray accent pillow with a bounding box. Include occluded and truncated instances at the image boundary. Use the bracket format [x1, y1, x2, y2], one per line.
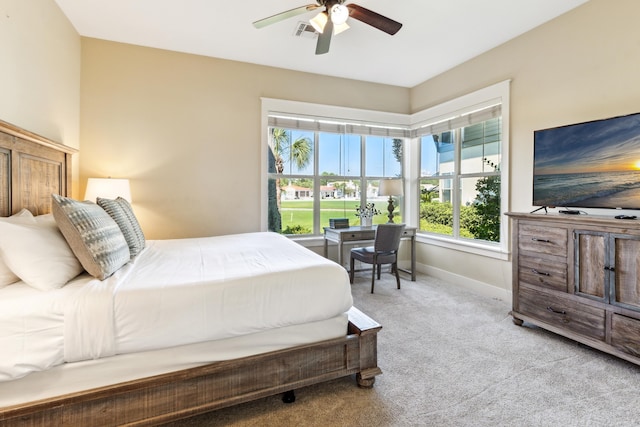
[97, 197, 145, 258]
[52, 194, 130, 280]
[115, 197, 145, 252]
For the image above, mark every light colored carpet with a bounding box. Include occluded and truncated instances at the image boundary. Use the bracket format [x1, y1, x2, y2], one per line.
[163, 271, 640, 426]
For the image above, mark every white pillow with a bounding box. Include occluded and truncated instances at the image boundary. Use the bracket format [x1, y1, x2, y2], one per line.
[0, 212, 84, 291]
[0, 259, 17, 288]
[0, 209, 36, 288]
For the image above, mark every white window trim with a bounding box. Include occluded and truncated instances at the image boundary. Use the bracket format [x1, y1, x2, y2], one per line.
[409, 80, 511, 256]
[260, 97, 411, 232]
[261, 80, 511, 257]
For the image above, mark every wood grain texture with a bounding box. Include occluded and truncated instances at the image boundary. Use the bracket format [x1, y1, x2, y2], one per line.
[0, 148, 8, 217]
[518, 254, 567, 292]
[575, 232, 606, 299]
[611, 314, 640, 357]
[507, 212, 640, 369]
[0, 120, 76, 216]
[614, 237, 640, 309]
[518, 222, 568, 258]
[0, 315, 381, 426]
[518, 285, 606, 341]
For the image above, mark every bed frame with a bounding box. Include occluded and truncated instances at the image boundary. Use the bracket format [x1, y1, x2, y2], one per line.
[0, 120, 382, 426]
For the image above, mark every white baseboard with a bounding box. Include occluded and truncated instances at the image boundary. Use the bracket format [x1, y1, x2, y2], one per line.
[408, 261, 512, 302]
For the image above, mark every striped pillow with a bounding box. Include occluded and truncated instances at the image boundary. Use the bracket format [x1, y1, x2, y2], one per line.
[97, 197, 145, 257]
[52, 194, 130, 280]
[115, 197, 145, 251]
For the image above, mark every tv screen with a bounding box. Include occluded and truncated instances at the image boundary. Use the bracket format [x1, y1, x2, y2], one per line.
[533, 112, 640, 210]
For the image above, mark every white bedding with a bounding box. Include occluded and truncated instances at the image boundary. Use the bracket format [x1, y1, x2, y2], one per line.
[0, 313, 348, 408]
[0, 232, 352, 382]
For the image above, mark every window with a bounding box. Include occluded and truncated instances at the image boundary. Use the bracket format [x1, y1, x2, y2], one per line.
[265, 110, 408, 236]
[413, 80, 509, 253]
[419, 117, 502, 242]
[267, 127, 405, 235]
[262, 81, 509, 254]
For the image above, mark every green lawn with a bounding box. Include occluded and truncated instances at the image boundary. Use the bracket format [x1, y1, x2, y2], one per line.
[280, 199, 400, 233]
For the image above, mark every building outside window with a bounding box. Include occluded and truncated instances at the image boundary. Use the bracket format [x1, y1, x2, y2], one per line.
[419, 117, 502, 243]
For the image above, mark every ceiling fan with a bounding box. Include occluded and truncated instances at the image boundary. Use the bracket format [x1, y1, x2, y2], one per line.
[253, 1, 402, 55]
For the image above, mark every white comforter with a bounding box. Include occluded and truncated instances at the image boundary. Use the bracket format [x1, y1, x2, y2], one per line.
[0, 232, 353, 381]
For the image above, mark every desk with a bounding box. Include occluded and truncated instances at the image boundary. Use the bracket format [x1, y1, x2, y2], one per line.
[323, 225, 416, 281]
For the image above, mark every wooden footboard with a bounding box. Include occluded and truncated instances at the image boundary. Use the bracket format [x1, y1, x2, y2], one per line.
[0, 307, 381, 426]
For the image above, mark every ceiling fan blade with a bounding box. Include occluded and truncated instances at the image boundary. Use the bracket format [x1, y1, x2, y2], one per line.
[315, 18, 333, 55]
[253, 4, 320, 29]
[346, 4, 402, 35]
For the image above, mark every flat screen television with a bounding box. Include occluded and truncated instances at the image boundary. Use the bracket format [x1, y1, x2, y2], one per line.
[533, 111, 640, 210]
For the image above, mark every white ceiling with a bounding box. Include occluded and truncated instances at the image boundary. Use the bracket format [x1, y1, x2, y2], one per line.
[54, 0, 589, 88]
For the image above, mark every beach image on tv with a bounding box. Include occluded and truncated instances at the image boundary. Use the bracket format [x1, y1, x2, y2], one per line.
[533, 112, 640, 209]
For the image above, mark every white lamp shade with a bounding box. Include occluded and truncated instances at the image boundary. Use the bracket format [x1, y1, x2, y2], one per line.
[310, 12, 328, 33]
[84, 178, 132, 203]
[378, 178, 403, 196]
[333, 21, 349, 35]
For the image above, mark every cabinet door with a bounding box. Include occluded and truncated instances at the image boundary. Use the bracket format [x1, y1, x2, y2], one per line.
[612, 234, 640, 311]
[574, 231, 607, 301]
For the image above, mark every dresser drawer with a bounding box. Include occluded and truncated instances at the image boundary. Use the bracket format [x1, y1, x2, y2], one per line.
[518, 287, 605, 341]
[518, 223, 568, 258]
[518, 255, 567, 292]
[611, 314, 640, 358]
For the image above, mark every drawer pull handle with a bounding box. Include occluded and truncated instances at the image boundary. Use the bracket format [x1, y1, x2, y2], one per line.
[531, 238, 551, 243]
[531, 269, 550, 276]
[546, 306, 566, 315]
[604, 266, 616, 272]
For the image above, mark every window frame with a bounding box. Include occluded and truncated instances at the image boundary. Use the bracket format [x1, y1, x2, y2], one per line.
[261, 98, 411, 239]
[409, 81, 510, 258]
[261, 80, 510, 258]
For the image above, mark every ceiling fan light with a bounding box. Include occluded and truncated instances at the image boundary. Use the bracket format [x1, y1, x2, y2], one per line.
[310, 12, 327, 33]
[333, 22, 349, 35]
[330, 4, 349, 25]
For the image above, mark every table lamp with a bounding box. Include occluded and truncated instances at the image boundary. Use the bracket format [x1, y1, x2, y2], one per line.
[84, 178, 132, 203]
[378, 178, 403, 223]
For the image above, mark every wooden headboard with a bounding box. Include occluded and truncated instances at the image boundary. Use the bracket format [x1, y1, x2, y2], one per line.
[0, 120, 77, 217]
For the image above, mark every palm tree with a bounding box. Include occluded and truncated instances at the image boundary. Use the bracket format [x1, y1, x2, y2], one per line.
[268, 128, 312, 231]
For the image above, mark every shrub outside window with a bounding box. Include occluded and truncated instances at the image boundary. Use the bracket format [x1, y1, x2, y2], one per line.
[419, 117, 502, 243]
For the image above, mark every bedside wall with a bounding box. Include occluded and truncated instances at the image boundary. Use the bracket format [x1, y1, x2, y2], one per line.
[0, 0, 81, 195]
[79, 38, 410, 239]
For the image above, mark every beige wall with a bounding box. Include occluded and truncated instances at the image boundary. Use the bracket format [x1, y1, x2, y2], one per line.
[4, 0, 638, 296]
[411, 0, 640, 295]
[0, 0, 81, 194]
[80, 38, 410, 239]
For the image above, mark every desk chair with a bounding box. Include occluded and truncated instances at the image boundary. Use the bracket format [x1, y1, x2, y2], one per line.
[349, 223, 405, 293]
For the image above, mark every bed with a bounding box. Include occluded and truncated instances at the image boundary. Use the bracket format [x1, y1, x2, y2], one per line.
[0, 120, 382, 426]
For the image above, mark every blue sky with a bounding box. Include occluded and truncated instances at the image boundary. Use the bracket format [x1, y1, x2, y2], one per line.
[534, 112, 640, 175]
[284, 130, 402, 177]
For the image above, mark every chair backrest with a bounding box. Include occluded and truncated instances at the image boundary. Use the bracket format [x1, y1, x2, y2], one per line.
[374, 224, 405, 254]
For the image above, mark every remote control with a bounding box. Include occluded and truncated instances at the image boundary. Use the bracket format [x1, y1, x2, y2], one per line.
[614, 215, 637, 220]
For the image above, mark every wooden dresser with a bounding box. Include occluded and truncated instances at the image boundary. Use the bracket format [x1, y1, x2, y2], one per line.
[507, 212, 640, 365]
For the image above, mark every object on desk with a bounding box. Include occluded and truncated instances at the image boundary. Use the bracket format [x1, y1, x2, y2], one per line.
[329, 218, 350, 229]
[614, 215, 637, 220]
[378, 178, 403, 223]
[323, 225, 416, 281]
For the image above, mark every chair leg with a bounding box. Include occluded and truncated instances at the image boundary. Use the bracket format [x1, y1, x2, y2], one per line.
[371, 263, 376, 293]
[349, 256, 355, 284]
[393, 262, 401, 289]
[377, 264, 381, 279]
